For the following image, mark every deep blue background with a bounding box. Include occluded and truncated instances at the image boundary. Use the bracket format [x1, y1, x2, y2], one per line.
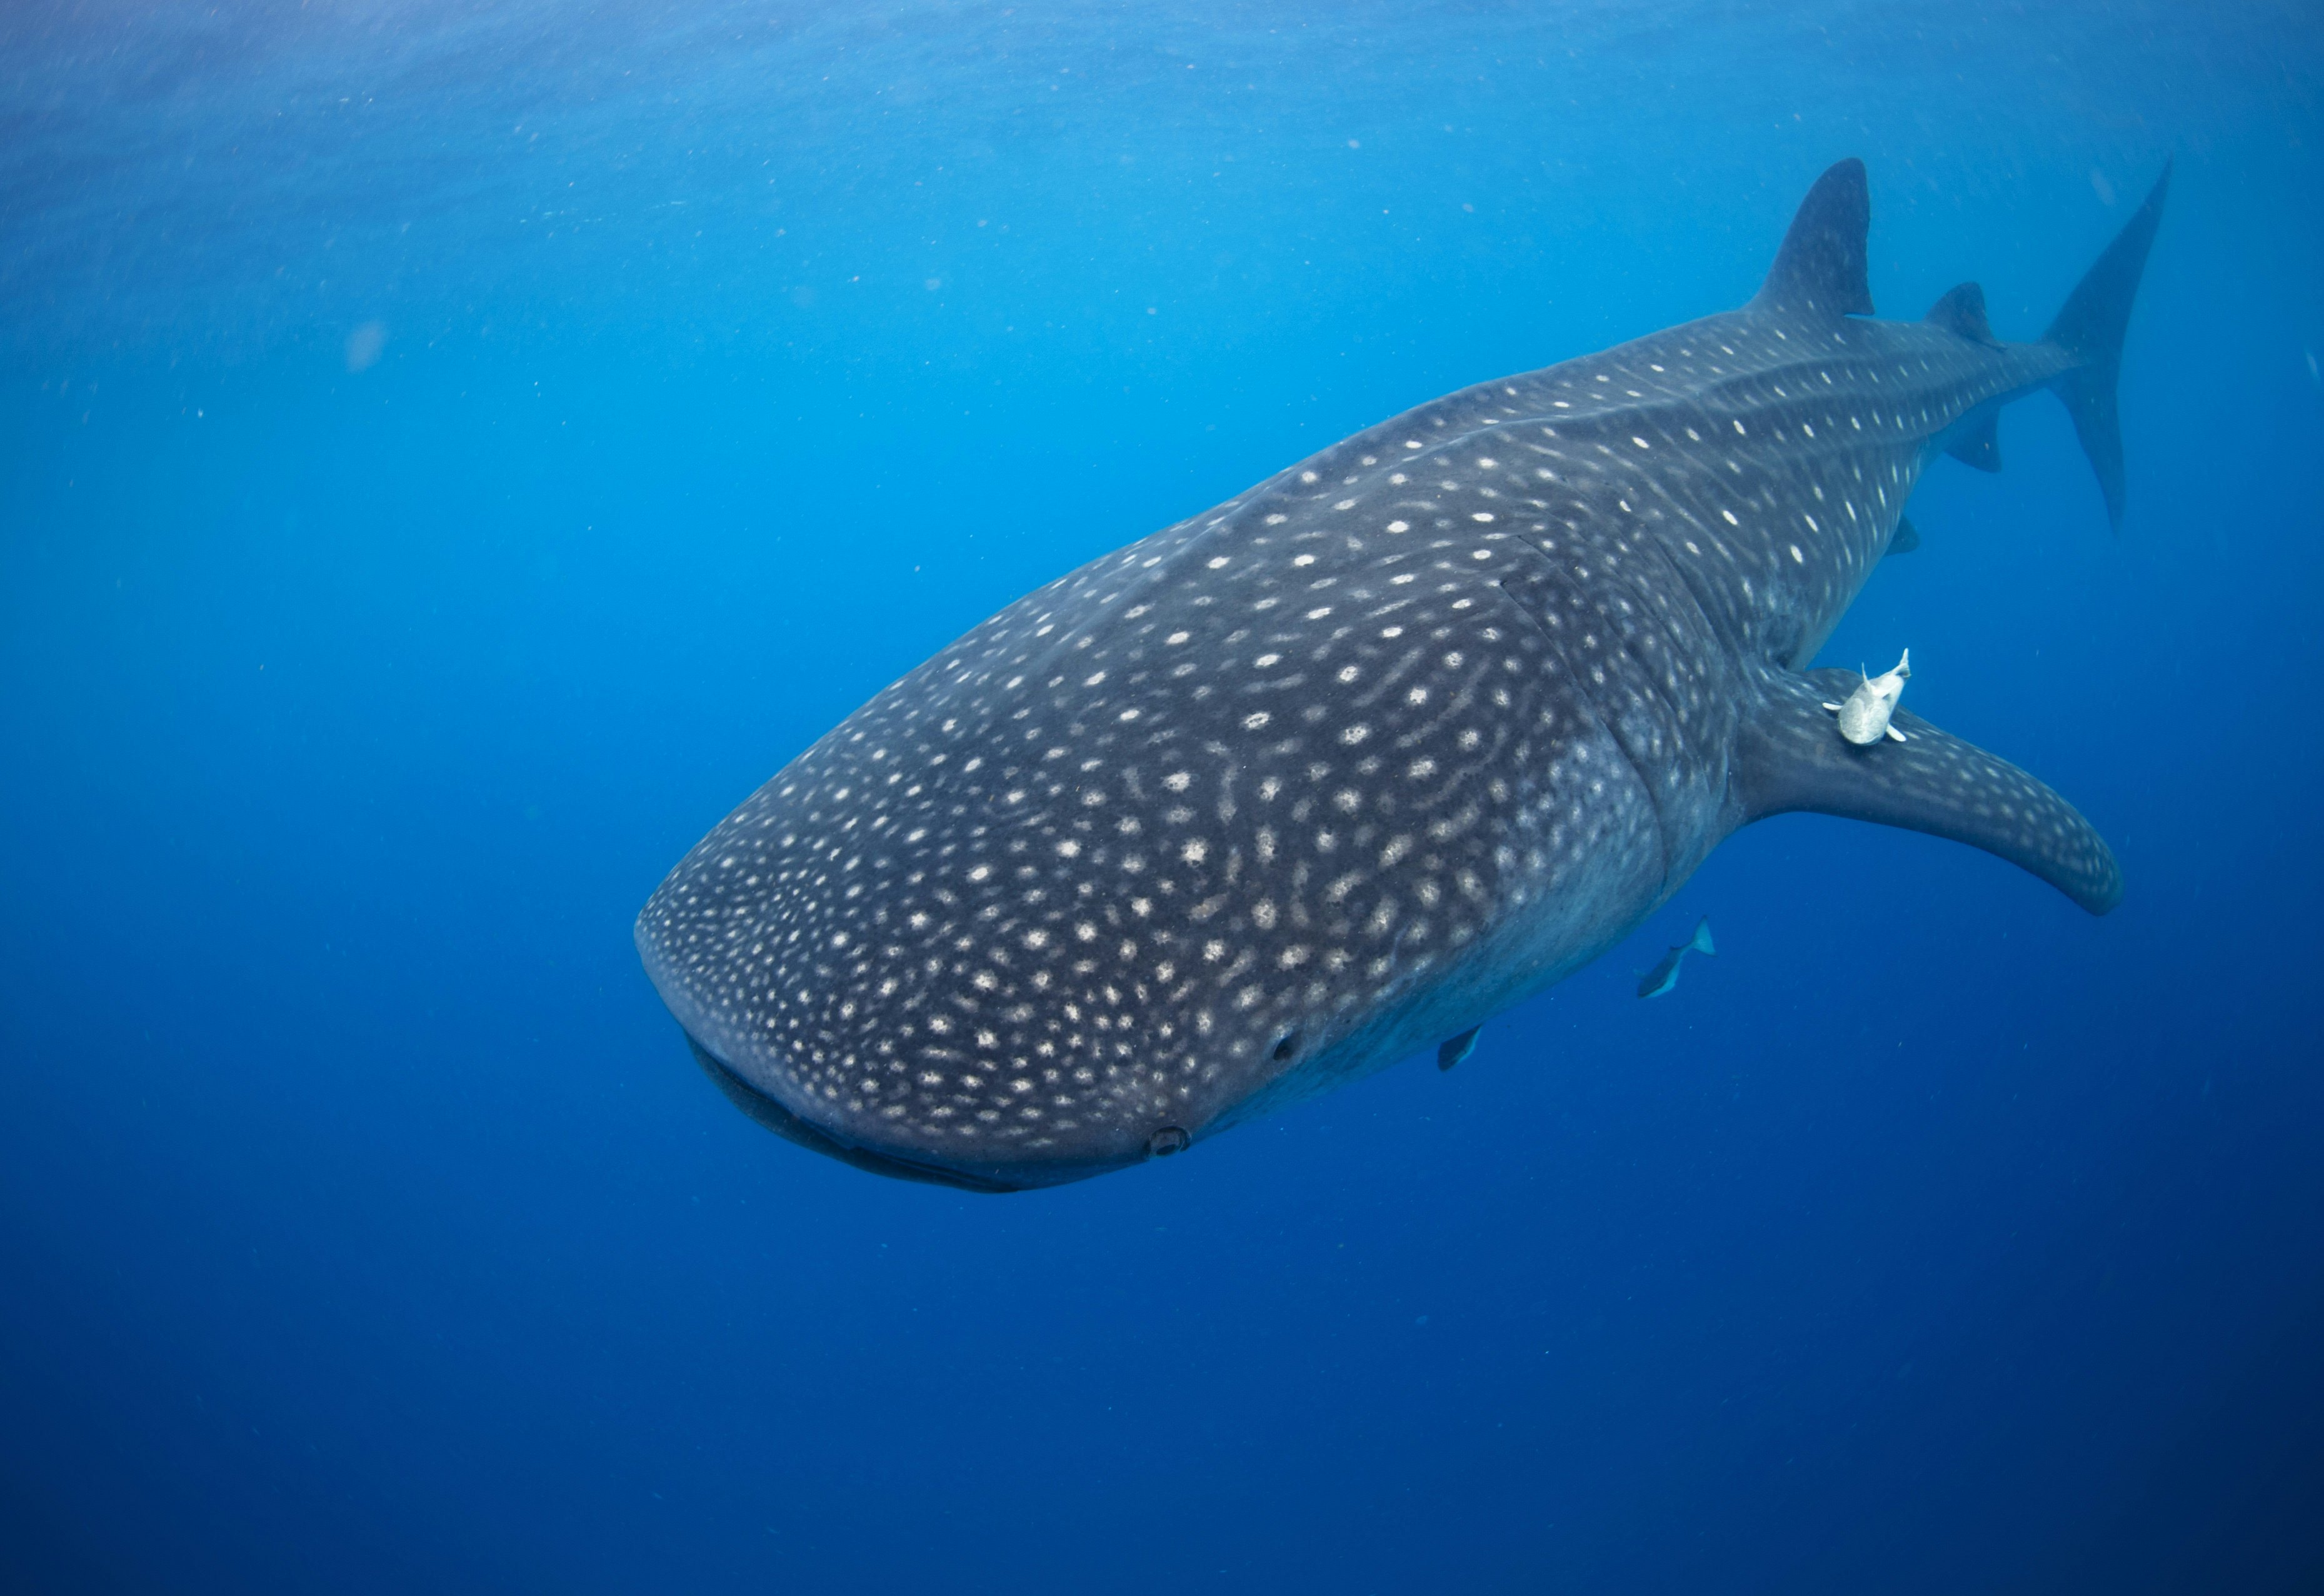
[4, 3, 2321, 1591]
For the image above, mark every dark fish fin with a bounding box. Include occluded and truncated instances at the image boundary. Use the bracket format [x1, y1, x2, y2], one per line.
[1752, 158, 1874, 321]
[1945, 409, 2003, 473]
[2045, 159, 2172, 530]
[1886, 516, 1921, 556]
[1925, 281, 2003, 347]
[1635, 950, 1683, 1000]
[1733, 670, 2122, 915]
[1436, 1026, 1481, 1072]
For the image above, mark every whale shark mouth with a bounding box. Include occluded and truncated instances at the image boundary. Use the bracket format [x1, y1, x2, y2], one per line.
[684, 1035, 1030, 1192]
[681, 1034, 1140, 1193]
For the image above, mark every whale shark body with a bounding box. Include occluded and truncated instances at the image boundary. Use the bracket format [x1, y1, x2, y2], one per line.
[637, 158, 2165, 1191]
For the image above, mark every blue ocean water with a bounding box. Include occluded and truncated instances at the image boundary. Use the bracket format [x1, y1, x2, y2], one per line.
[4, 1, 2321, 1589]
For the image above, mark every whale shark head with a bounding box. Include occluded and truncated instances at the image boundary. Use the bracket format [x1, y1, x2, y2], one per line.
[634, 613, 1376, 1196]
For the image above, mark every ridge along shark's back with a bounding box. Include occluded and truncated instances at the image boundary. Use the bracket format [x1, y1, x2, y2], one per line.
[638, 156, 2163, 1190]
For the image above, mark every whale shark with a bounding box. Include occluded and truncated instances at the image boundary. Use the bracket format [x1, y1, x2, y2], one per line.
[637, 158, 2166, 1192]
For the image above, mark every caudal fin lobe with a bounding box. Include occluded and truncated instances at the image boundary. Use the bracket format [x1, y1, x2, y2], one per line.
[2046, 160, 2171, 530]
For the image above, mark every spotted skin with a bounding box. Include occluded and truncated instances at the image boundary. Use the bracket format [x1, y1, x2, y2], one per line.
[638, 159, 2160, 1190]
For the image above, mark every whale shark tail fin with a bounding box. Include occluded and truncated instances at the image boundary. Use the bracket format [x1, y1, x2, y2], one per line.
[1753, 158, 1875, 321]
[1734, 670, 2122, 915]
[2045, 159, 2171, 531]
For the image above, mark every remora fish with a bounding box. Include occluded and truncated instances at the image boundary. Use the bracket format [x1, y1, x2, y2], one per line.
[1831, 650, 1912, 745]
[638, 158, 2162, 1191]
[1637, 918, 1716, 1000]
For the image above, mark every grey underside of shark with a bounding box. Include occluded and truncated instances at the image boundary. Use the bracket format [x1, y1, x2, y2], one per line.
[636, 157, 2167, 1192]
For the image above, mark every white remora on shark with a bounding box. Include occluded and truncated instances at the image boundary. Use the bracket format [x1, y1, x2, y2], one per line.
[1830, 650, 1912, 745]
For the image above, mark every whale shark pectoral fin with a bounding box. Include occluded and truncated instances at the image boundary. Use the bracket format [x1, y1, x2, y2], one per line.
[1436, 1026, 1481, 1072]
[1945, 409, 2003, 473]
[1734, 670, 2123, 915]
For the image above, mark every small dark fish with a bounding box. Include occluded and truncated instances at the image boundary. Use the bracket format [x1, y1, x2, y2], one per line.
[1636, 918, 1716, 999]
[1888, 514, 1921, 555]
[1436, 1026, 1482, 1072]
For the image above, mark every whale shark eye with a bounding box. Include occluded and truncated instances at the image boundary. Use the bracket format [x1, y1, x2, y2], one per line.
[1272, 1033, 1300, 1061]
[1145, 1126, 1191, 1158]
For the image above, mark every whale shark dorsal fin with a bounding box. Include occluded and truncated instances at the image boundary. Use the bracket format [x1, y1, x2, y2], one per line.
[1753, 158, 1875, 321]
[1733, 669, 2123, 915]
[1945, 408, 2003, 473]
[1926, 281, 2003, 347]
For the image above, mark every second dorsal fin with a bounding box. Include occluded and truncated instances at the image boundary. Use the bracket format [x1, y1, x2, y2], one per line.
[1926, 281, 2003, 346]
[1751, 158, 1874, 321]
